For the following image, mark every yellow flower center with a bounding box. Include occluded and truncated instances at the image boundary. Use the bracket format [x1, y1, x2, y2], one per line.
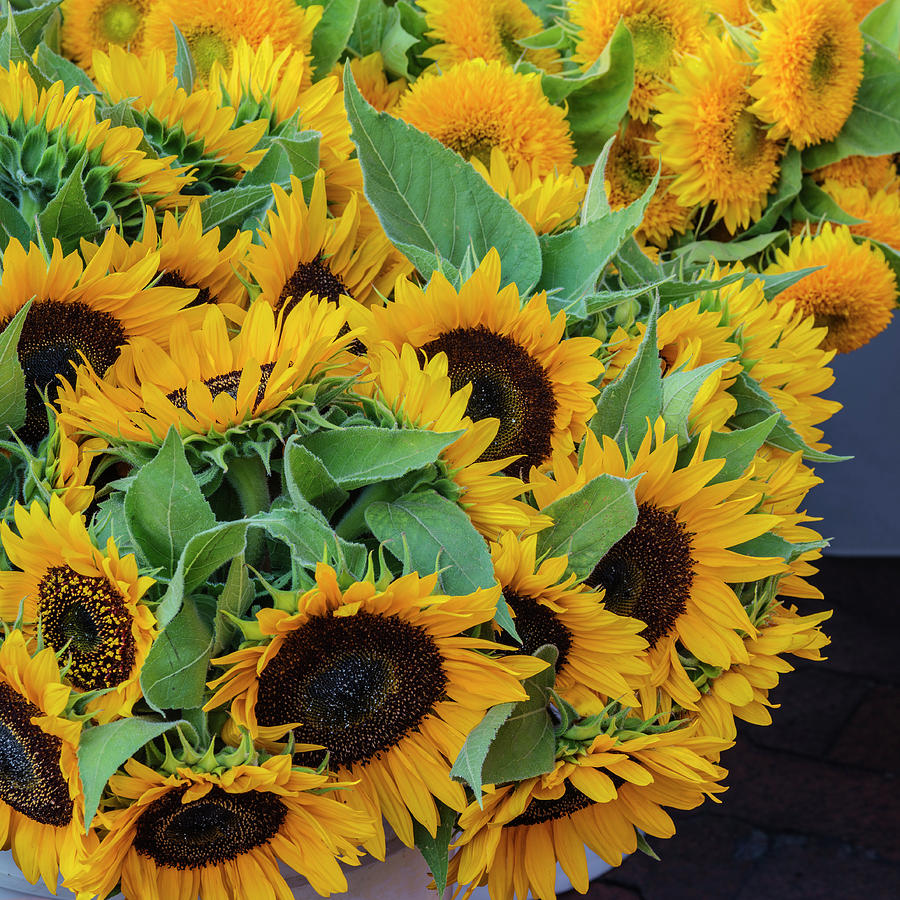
[628, 14, 676, 75]
[99, 0, 142, 43]
[810, 36, 837, 90]
[731, 109, 767, 168]
[189, 30, 233, 79]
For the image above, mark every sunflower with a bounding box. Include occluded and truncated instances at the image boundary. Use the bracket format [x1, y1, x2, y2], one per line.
[531, 419, 788, 711]
[245, 171, 410, 316]
[818, 179, 900, 250]
[139, 0, 322, 83]
[605, 118, 695, 247]
[205, 564, 547, 859]
[337, 53, 408, 113]
[0, 630, 97, 891]
[570, 0, 707, 122]
[848, 0, 884, 20]
[602, 296, 743, 433]
[765, 224, 897, 353]
[705, 0, 759, 27]
[693, 601, 831, 745]
[81, 201, 251, 313]
[489, 531, 650, 703]
[447, 703, 728, 897]
[703, 263, 841, 450]
[748, 0, 863, 149]
[469, 147, 586, 234]
[56, 296, 355, 447]
[420, 0, 562, 72]
[0, 62, 188, 243]
[364, 344, 547, 539]
[397, 59, 575, 175]
[64, 754, 374, 900]
[0, 233, 192, 445]
[92, 46, 267, 195]
[654, 34, 783, 233]
[0, 496, 156, 723]
[351, 249, 602, 475]
[60, 0, 151, 73]
[811, 154, 897, 195]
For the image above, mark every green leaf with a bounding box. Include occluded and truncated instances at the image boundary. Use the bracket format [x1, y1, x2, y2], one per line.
[381, 6, 420, 79]
[284, 436, 349, 518]
[793, 179, 865, 225]
[0, 301, 28, 434]
[859, 233, 900, 285]
[449, 702, 515, 797]
[123, 429, 216, 574]
[78, 717, 185, 829]
[535, 474, 640, 581]
[296, 426, 461, 490]
[172, 23, 197, 92]
[348, 0, 390, 56]
[0, 2, 29, 66]
[516, 25, 567, 51]
[35, 42, 97, 94]
[743, 147, 802, 238]
[862, 0, 900, 53]
[213, 555, 254, 655]
[689, 414, 780, 484]
[729, 372, 850, 463]
[732, 532, 827, 563]
[661, 359, 732, 445]
[37, 154, 102, 253]
[751, 267, 824, 300]
[412, 801, 457, 896]
[481, 645, 557, 784]
[302, 0, 360, 77]
[803, 41, 900, 168]
[343, 68, 542, 294]
[241, 133, 320, 194]
[140, 597, 213, 711]
[580, 137, 615, 225]
[672, 231, 783, 265]
[614, 236, 663, 285]
[253, 502, 343, 569]
[4, 0, 60, 56]
[0, 193, 29, 252]
[200, 185, 277, 245]
[538, 160, 660, 313]
[591, 297, 662, 453]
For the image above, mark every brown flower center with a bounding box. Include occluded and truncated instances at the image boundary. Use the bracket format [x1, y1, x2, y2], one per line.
[155, 270, 212, 307]
[278, 255, 349, 312]
[507, 783, 593, 826]
[165, 362, 276, 411]
[496, 589, 573, 668]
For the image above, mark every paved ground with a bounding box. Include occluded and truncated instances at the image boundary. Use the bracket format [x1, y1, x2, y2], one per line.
[561, 556, 900, 900]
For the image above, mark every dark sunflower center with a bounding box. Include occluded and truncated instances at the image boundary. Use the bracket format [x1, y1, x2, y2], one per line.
[586, 502, 694, 647]
[165, 362, 276, 412]
[445, 127, 500, 168]
[507, 783, 593, 827]
[2, 300, 127, 445]
[496, 590, 573, 667]
[278, 255, 349, 312]
[37, 565, 137, 692]
[255, 611, 448, 769]
[731, 109, 767, 168]
[134, 784, 287, 869]
[421, 326, 558, 474]
[155, 270, 212, 307]
[810, 36, 837, 88]
[0, 682, 73, 826]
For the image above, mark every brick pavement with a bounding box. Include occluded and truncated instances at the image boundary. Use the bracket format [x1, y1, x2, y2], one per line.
[559, 556, 900, 900]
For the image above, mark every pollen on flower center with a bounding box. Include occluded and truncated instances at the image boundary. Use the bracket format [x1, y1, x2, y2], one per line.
[731, 110, 767, 167]
[100, 1, 142, 42]
[188, 31, 233, 79]
[629, 14, 675, 72]
[278, 256, 350, 310]
[810, 37, 837, 88]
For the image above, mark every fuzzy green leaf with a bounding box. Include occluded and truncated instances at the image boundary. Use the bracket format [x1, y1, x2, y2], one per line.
[732, 532, 828, 563]
[78, 717, 186, 830]
[752, 267, 824, 300]
[684, 414, 780, 484]
[5, 0, 60, 54]
[449, 702, 516, 797]
[793, 179, 865, 225]
[535, 474, 640, 581]
[863, 0, 900, 53]
[380, 6, 420, 79]
[516, 25, 567, 50]
[0, 3, 29, 66]
[297, 426, 461, 490]
[200, 185, 277, 245]
[284, 437, 349, 518]
[35, 42, 97, 94]
[172, 23, 197, 92]
[124, 429, 216, 574]
[0, 193, 30, 252]
[252, 502, 343, 569]
[742, 147, 802, 238]
[213, 555, 254, 655]
[580, 137, 615, 225]
[0, 301, 28, 434]
[343, 68, 542, 293]
[302, 0, 360, 77]
[37, 154, 102, 253]
[412, 801, 457, 896]
[661, 359, 732, 444]
[672, 231, 783, 265]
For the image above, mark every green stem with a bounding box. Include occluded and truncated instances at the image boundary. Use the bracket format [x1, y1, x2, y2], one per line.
[334, 482, 398, 542]
[225, 455, 270, 566]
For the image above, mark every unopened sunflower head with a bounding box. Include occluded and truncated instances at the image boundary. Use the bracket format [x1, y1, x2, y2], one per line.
[765, 223, 897, 354]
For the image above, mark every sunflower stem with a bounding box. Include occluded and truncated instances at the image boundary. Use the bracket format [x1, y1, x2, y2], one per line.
[225, 455, 270, 566]
[334, 482, 399, 542]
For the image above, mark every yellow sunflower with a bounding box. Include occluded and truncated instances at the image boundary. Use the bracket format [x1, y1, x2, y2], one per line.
[748, 0, 863, 149]
[490, 531, 650, 703]
[448, 707, 728, 896]
[704, 263, 841, 450]
[350, 249, 602, 475]
[654, 34, 783, 233]
[819, 178, 900, 250]
[571, 0, 707, 121]
[205, 564, 547, 859]
[765, 223, 897, 353]
[705, 0, 759, 27]
[92, 46, 267, 195]
[397, 59, 576, 175]
[0, 630, 97, 891]
[603, 296, 743, 433]
[470, 147, 587, 235]
[0, 62, 188, 241]
[60, 0, 151, 73]
[56, 296, 355, 446]
[420, 0, 562, 72]
[0, 233, 192, 444]
[811, 153, 897, 194]
[531, 419, 788, 712]
[139, 0, 322, 83]
[693, 601, 831, 745]
[0, 497, 156, 723]
[336, 53, 408, 112]
[245, 171, 411, 316]
[64, 754, 373, 900]
[364, 344, 547, 540]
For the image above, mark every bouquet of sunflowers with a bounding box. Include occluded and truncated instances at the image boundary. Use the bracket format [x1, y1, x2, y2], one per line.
[0, 0, 896, 898]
